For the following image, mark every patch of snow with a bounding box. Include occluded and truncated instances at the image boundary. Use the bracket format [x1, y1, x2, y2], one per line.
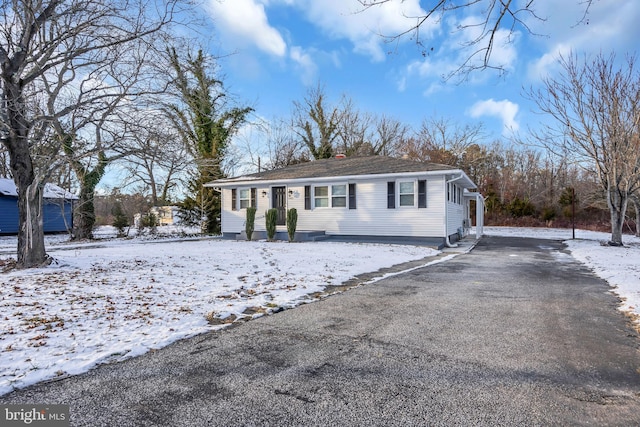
[0, 178, 77, 199]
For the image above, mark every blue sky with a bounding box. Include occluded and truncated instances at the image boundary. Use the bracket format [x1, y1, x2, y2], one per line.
[200, 0, 639, 144]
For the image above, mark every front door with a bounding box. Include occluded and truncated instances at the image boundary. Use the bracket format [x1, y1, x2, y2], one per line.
[272, 186, 286, 226]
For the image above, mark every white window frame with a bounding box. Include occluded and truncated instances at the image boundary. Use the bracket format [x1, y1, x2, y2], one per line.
[313, 184, 349, 209]
[398, 180, 416, 207]
[331, 184, 347, 208]
[239, 188, 251, 210]
[314, 186, 329, 208]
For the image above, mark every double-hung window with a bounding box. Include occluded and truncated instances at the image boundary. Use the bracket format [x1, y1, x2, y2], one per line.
[314, 186, 329, 208]
[239, 189, 251, 209]
[232, 188, 256, 210]
[399, 181, 415, 207]
[388, 180, 426, 209]
[332, 185, 347, 207]
[313, 184, 348, 208]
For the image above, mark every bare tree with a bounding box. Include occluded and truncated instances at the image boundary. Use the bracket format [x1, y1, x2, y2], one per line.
[0, 0, 180, 267]
[256, 118, 308, 170]
[371, 114, 410, 156]
[122, 118, 191, 205]
[357, 0, 594, 77]
[335, 99, 372, 156]
[292, 84, 344, 159]
[398, 116, 485, 166]
[529, 52, 640, 245]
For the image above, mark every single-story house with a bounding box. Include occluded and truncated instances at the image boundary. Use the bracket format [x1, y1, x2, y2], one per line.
[0, 178, 78, 235]
[207, 155, 484, 248]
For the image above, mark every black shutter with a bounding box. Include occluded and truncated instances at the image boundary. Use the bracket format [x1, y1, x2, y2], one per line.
[348, 183, 356, 209]
[231, 188, 237, 211]
[387, 182, 395, 209]
[418, 180, 426, 208]
[251, 188, 257, 208]
[304, 186, 311, 210]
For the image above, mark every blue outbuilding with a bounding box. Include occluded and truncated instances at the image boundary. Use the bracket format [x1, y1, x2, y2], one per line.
[0, 178, 77, 235]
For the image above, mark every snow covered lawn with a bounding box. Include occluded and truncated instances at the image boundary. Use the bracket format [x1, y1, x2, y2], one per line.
[0, 235, 436, 395]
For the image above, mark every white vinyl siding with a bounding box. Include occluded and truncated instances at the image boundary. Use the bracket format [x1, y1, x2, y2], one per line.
[219, 174, 471, 240]
[291, 177, 447, 238]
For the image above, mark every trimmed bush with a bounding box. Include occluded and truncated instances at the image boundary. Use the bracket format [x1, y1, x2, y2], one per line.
[265, 208, 277, 241]
[245, 207, 256, 241]
[111, 203, 129, 238]
[286, 208, 298, 242]
[138, 212, 158, 235]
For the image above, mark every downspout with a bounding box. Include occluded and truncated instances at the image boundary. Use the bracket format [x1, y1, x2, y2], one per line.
[444, 174, 464, 248]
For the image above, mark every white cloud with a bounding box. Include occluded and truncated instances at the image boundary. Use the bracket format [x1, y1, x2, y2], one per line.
[468, 99, 519, 134]
[206, 0, 287, 57]
[527, 43, 572, 81]
[396, 11, 521, 91]
[299, 0, 435, 62]
[526, 0, 640, 80]
[289, 46, 318, 85]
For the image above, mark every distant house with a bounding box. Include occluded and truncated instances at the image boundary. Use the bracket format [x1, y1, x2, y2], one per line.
[151, 206, 181, 226]
[0, 178, 77, 235]
[207, 156, 484, 248]
[134, 206, 182, 228]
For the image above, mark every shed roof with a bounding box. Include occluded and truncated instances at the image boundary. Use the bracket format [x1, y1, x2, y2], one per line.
[0, 178, 78, 199]
[211, 156, 476, 188]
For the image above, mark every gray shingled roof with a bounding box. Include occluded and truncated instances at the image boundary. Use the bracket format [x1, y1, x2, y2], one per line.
[212, 156, 475, 187]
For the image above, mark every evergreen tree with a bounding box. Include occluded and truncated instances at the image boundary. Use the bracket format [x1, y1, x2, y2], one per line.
[167, 48, 252, 233]
[111, 203, 129, 238]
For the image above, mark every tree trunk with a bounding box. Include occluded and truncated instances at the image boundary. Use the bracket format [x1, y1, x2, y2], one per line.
[74, 186, 97, 240]
[16, 181, 48, 267]
[68, 150, 108, 240]
[2, 80, 48, 268]
[634, 199, 640, 237]
[607, 186, 627, 246]
[73, 171, 106, 240]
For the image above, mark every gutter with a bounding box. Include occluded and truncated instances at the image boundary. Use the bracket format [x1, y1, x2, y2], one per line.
[444, 174, 465, 248]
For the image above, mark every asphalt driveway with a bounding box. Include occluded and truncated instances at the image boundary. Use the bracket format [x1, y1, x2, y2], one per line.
[2, 236, 640, 426]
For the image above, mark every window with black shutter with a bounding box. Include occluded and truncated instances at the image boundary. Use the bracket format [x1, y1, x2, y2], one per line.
[348, 183, 356, 209]
[231, 188, 237, 211]
[387, 182, 395, 209]
[418, 180, 426, 208]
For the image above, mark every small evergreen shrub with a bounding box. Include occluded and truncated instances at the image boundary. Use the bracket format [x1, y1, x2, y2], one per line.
[541, 206, 556, 222]
[111, 203, 129, 238]
[559, 187, 578, 219]
[265, 208, 277, 241]
[138, 212, 158, 235]
[245, 207, 256, 241]
[286, 208, 297, 242]
[507, 197, 535, 218]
